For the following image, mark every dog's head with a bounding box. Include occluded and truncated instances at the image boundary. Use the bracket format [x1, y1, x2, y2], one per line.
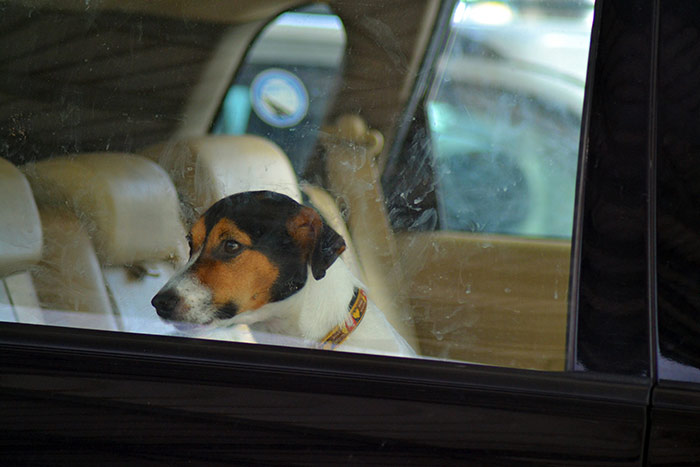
[151, 191, 346, 327]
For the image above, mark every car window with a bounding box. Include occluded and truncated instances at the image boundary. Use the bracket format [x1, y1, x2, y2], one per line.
[380, 0, 594, 368]
[211, 4, 346, 176]
[385, 0, 592, 238]
[0, 0, 601, 372]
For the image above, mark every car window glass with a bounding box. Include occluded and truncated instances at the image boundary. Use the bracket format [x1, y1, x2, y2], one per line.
[0, 0, 598, 372]
[385, 0, 592, 238]
[381, 0, 594, 368]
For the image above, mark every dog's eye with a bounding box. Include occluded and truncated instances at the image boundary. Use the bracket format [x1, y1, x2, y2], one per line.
[223, 240, 241, 255]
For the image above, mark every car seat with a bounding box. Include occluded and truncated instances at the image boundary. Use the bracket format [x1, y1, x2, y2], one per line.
[24, 153, 187, 334]
[0, 158, 43, 324]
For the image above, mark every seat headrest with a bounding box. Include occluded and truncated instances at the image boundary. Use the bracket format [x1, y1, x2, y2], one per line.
[0, 158, 43, 277]
[142, 135, 301, 217]
[24, 153, 186, 266]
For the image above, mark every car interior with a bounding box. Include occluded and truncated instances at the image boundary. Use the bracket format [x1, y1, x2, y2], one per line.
[0, 0, 593, 371]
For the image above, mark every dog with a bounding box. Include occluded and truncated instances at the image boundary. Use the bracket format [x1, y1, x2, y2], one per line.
[151, 190, 415, 356]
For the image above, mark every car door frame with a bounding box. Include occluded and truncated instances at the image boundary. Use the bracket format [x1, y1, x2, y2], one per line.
[0, 0, 660, 464]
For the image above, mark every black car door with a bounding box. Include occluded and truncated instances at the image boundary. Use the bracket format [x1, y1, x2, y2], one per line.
[0, 0, 657, 464]
[648, 0, 700, 464]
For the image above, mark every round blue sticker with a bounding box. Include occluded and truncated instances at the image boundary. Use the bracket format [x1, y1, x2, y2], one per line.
[250, 69, 309, 128]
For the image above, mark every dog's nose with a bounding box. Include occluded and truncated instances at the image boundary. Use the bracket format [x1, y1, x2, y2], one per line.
[151, 289, 180, 319]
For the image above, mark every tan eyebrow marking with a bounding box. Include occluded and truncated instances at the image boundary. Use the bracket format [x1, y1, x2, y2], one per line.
[190, 217, 206, 252]
[205, 218, 253, 254]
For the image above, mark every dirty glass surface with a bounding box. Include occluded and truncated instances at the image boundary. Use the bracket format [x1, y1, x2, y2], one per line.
[385, 0, 593, 238]
[381, 0, 594, 369]
[0, 0, 595, 371]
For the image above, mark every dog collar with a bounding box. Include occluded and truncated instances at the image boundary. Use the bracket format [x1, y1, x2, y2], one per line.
[319, 288, 367, 350]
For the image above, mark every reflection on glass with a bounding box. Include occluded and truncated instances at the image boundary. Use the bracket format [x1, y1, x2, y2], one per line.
[428, 0, 593, 238]
[379, 0, 594, 370]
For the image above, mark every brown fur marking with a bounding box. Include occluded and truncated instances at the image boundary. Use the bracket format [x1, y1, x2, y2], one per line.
[194, 250, 278, 311]
[286, 207, 322, 259]
[190, 217, 206, 252]
[193, 218, 278, 312]
[206, 218, 252, 252]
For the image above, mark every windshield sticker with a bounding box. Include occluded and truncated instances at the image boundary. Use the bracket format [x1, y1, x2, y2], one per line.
[250, 68, 309, 128]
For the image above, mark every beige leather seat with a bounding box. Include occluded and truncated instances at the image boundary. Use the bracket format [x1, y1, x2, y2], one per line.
[24, 153, 187, 333]
[142, 134, 303, 219]
[0, 158, 43, 324]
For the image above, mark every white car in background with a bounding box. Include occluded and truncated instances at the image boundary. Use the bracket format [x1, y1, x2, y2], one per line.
[427, 0, 593, 238]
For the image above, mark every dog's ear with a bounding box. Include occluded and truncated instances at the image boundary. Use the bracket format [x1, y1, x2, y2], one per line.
[309, 222, 346, 280]
[287, 206, 346, 280]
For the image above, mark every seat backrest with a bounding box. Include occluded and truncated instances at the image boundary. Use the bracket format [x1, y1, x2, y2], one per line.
[0, 158, 43, 324]
[24, 153, 186, 333]
[142, 135, 302, 221]
[31, 209, 118, 330]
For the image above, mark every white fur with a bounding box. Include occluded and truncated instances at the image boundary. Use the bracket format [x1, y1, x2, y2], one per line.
[173, 259, 415, 357]
[158, 248, 219, 325]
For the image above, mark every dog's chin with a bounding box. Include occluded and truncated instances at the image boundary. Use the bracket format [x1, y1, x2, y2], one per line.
[170, 321, 210, 332]
[160, 306, 247, 333]
[159, 316, 215, 333]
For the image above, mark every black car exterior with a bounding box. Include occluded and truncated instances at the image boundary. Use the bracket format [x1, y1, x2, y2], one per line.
[2, 0, 700, 464]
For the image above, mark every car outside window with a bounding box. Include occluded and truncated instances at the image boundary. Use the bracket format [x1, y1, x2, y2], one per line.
[386, 0, 592, 238]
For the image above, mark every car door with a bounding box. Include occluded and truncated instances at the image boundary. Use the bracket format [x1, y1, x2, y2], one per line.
[648, 0, 700, 463]
[0, 0, 657, 464]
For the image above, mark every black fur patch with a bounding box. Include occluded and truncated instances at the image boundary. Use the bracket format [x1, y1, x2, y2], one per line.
[215, 302, 239, 320]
